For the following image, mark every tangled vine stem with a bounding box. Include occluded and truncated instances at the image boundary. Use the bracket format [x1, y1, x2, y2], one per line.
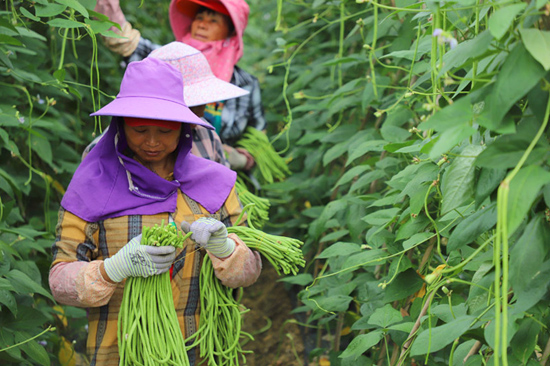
[397, 290, 436, 365]
[0, 326, 56, 352]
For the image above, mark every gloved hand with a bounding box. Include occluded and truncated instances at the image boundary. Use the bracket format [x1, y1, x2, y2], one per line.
[103, 234, 176, 282]
[235, 148, 256, 171]
[224, 145, 248, 171]
[180, 218, 236, 258]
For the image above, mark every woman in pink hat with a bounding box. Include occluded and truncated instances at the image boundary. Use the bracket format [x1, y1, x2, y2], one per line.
[94, 0, 265, 172]
[49, 57, 262, 365]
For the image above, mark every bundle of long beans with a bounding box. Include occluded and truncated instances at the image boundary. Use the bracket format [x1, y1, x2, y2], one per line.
[185, 258, 253, 366]
[185, 222, 305, 365]
[236, 127, 291, 184]
[118, 222, 191, 366]
[234, 179, 270, 229]
[227, 226, 305, 276]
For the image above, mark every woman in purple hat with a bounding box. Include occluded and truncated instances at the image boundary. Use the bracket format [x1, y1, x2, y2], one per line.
[49, 57, 262, 365]
[82, 42, 250, 170]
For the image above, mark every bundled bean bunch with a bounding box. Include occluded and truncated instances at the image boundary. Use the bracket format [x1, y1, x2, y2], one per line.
[118, 221, 191, 366]
[234, 179, 270, 229]
[228, 226, 305, 276]
[186, 225, 305, 365]
[185, 258, 253, 366]
[236, 127, 291, 184]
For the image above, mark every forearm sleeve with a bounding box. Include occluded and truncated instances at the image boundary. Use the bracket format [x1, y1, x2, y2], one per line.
[49, 261, 118, 307]
[209, 233, 262, 288]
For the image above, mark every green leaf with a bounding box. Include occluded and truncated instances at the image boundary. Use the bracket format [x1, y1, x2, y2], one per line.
[349, 170, 386, 194]
[475, 135, 547, 170]
[19, 7, 40, 21]
[55, 0, 89, 18]
[440, 144, 484, 215]
[507, 165, 550, 235]
[315, 295, 353, 312]
[86, 18, 117, 34]
[477, 43, 546, 132]
[31, 135, 53, 165]
[346, 140, 386, 166]
[511, 318, 541, 363]
[0, 328, 21, 360]
[519, 28, 550, 71]
[401, 162, 439, 198]
[333, 165, 371, 189]
[427, 124, 477, 160]
[380, 125, 410, 143]
[395, 215, 429, 241]
[343, 249, 387, 270]
[53, 68, 66, 82]
[0, 289, 17, 316]
[387, 322, 414, 333]
[510, 215, 550, 313]
[475, 168, 507, 207]
[320, 229, 349, 243]
[488, 4, 527, 40]
[402, 232, 433, 250]
[339, 330, 384, 359]
[410, 316, 475, 356]
[15, 332, 50, 366]
[484, 314, 520, 355]
[47, 18, 85, 29]
[278, 274, 313, 286]
[383, 268, 424, 302]
[418, 96, 473, 132]
[0, 34, 22, 46]
[452, 340, 479, 366]
[439, 30, 494, 75]
[431, 303, 468, 323]
[34, 3, 67, 17]
[447, 203, 497, 252]
[409, 183, 430, 216]
[323, 141, 348, 166]
[368, 304, 403, 328]
[362, 207, 400, 226]
[5, 270, 54, 301]
[317, 242, 362, 259]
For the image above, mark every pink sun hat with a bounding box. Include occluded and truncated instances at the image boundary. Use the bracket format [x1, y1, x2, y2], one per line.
[90, 57, 213, 129]
[148, 42, 249, 107]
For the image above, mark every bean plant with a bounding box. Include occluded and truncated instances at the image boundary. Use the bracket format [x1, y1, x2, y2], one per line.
[1, 0, 550, 365]
[263, 0, 550, 365]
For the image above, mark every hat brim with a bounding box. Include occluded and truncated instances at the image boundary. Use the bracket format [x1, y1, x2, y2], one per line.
[184, 75, 249, 106]
[177, 0, 229, 17]
[90, 96, 214, 130]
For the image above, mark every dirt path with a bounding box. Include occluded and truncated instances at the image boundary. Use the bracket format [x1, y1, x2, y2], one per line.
[240, 262, 305, 365]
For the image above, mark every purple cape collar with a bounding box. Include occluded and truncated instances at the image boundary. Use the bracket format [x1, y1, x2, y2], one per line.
[61, 117, 236, 222]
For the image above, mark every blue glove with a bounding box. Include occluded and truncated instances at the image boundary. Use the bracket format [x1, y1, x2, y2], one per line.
[180, 217, 236, 258]
[103, 234, 176, 282]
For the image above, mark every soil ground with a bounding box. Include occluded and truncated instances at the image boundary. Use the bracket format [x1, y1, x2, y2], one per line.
[240, 262, 306, 366]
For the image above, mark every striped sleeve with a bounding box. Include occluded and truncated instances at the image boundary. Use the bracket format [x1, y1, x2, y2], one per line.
[50, 208, 117, 307]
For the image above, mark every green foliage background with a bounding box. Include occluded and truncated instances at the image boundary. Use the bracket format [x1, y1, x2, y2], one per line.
[1, 0, 550, 365]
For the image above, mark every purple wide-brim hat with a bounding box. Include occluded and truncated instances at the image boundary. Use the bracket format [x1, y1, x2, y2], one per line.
[90, 57, 213, 130]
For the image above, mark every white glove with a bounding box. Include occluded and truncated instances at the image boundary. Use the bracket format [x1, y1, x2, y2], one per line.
[181, 218, 236, 258]
[103, 234, 176, 282]
[224, 145, 248, 170]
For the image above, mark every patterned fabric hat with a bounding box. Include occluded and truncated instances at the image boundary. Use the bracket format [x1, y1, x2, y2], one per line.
[148, 42, 249, 106]
[90, 57, 213, 129]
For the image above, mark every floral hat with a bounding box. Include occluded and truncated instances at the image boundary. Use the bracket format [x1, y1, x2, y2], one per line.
[148, 42, 249, 106]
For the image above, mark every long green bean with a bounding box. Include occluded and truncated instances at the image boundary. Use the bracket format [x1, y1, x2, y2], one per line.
[118, 220, 192, 366]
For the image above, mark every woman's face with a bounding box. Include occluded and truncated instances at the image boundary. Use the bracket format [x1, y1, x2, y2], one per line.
[190, 10, 231, 42]
[123, 122, 181, 164]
